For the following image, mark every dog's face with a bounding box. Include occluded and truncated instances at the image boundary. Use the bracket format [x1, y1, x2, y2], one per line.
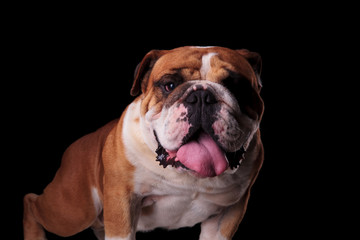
[131, 46, 263, 178]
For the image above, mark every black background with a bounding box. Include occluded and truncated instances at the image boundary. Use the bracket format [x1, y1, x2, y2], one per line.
[6, 4, 341, 240]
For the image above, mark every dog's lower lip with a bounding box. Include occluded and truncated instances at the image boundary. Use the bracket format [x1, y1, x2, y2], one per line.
[225, 146, 246, 169]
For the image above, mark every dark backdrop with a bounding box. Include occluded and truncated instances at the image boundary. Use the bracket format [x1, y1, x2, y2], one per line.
[7, 6, 327, 240]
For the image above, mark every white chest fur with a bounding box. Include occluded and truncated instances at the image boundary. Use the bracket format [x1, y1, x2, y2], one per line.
[133, 166, 243, 231]
[137, 188, 222, 231]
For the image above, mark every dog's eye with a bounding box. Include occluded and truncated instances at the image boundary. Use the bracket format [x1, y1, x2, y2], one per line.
[157, 73, 183, 93]
[164, 82, 176, 92]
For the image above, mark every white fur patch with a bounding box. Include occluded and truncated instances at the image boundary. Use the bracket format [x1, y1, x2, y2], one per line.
[91, 187, 102, 215]
[105, 235, 129, 240]
[200, 52, 218, 79]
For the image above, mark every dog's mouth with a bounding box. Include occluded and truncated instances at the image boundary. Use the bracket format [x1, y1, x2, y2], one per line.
[154, 130, 245, 178]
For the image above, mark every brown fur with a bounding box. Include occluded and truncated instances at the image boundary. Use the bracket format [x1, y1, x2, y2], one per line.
[102, 106, 136, 238]
[24, 119, 117, 238]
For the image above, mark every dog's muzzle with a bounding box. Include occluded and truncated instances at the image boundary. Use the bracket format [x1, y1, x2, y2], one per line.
[154, 85, 246, 178]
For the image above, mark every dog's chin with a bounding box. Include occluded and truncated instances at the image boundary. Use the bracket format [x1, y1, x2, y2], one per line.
[154, 130, 245, 178]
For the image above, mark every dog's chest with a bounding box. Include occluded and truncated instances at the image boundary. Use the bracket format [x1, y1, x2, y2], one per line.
[137, 190, 222, 231]
[134, 171, 241, 231]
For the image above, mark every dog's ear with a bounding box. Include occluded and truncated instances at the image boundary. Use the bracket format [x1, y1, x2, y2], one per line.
[131, 50, 168, 96]
[236, 49, 262, 88]
[236, 49, 264, 120]
[236, 49, 262, 75]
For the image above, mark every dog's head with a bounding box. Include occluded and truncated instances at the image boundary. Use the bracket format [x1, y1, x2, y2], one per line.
[131, 46, 263, 178]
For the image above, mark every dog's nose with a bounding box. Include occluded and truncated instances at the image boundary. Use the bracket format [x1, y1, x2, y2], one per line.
[185, 90, 217, 105]
[184, 89, 219, 136]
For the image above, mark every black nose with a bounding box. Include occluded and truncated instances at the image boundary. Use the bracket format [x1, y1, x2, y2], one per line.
[185, 90, 217, 105]
[183, 89, 219, 138]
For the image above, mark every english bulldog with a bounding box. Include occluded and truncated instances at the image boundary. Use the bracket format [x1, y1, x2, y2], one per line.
[23, 46, 264, 240]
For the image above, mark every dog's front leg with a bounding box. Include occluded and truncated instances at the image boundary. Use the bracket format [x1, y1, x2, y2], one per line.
[103, 177, 141, 240]
[102, 124, 140, 240]
[199, 193, 250, 240]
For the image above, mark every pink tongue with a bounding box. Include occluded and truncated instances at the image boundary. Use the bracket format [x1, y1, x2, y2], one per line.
[176, 132, 228, 177]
